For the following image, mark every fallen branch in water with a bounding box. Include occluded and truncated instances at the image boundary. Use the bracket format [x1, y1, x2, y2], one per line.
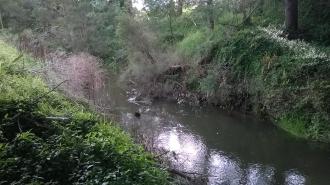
[168, 169, 192, 181]
[168, 168, 219, 180]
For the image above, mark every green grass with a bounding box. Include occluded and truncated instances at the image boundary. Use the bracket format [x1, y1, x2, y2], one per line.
[0, 40, 169, 184]
[278, 114, 309, 139]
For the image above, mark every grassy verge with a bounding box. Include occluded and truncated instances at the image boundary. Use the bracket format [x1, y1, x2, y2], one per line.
[0, 40, 169, 184]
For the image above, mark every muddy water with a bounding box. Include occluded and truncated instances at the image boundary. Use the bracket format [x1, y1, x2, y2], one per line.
[95, 78, 330, 185]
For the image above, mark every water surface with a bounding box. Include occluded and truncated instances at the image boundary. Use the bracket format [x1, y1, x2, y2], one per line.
[95, 78, 330, 185]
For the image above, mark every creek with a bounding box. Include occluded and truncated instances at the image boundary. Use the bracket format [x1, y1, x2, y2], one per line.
[93, 76, 330, 185]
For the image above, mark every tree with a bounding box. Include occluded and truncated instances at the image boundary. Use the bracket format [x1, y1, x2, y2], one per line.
[241, 0, 251, 25]
[120, 0, 133, 15]
[0, 11, 3, 29]
[168, 0, 175, 42]
[285, 0, 298, 35]
[177, 0, 183, 15]
[207, 0, 214, 30]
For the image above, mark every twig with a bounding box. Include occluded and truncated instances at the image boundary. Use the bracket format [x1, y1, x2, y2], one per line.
[218, 22, 241, 28]
[168, 169, 192, 181]
[93, 104, 113, 111]
[17, 119, 22, 133]
[218, 0, 262, 28]
[173, 81, 184, 88]
[10, 80, 68, 122]
[242, 0, 261, 24]
[154, 151, 169, 158]
[11, 112, 22, 121]
[168, 168, 218, 178]
[45, 117, 70, 121]
[34, 80, 68, 102]
[129, 79, 137, 86]
[12, 54, 24, 64]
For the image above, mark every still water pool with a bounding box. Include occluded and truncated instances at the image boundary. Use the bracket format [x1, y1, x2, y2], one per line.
[95, 79, 330, 185]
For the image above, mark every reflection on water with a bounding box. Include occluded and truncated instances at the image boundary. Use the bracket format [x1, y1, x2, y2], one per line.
[245, 164, 275, 185]
[119, 106, 330, 184]
[285, 170, 306, 185]
[95, 78, 330, 185]
[157, 128, 207, 173]
[208, 151, 243, 185]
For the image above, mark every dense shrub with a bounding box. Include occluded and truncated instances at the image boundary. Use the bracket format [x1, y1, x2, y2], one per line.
[177, 31, 208, 57]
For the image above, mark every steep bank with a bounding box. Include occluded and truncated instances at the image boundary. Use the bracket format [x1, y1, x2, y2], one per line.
[0, 40, 169, 184]
[128, 26, 330, 143]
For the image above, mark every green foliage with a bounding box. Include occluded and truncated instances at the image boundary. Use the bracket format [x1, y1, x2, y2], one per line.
[278, 114, 309, 138]
[298, 0, 330, 45]
[0, 40, 169, 184]
[177, 31, 208, 57]
[198, 27, 330, 142]
[199, 72, 218, 96]
[217, 11, 243, 26]
[257, 0, 330, 45]
[0, 0, 125, 64]
[165, 23, 330, 142]
[115, 0, 330, 142]
[184, 69, 201, 91]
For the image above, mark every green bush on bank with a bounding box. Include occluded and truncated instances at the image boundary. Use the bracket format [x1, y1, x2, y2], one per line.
[177, 30, 208, 57]
[0, 40, 169, 184]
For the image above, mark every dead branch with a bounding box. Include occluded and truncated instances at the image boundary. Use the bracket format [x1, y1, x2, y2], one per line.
[168, 169, 192, 181]
[45, 117, 70, 121]
[154, 151, 170, 159]
[34, 80, 68, 102]
[129, 79, 137, 86]
[17, 119, 22, 133]
[12, 54, 24, 64]
[242, 0, 261, 24]
[168, 168, 218, 179]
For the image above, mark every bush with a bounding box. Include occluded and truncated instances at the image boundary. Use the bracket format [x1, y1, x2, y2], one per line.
[177, 31, 208, 57]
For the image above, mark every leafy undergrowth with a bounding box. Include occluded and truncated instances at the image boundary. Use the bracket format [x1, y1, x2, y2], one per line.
[196, 27, 330, 143]
[0, 40, 169, 184]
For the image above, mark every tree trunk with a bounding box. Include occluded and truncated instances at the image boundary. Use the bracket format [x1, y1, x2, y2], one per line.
[119, 0, 124, 8]
[120, 0, 133, 15]
[241, 0, 251, 25]
[0, 11, 4, 29]
[285, 0, 298, 33]
[177, 0, 183, 16]
[259, 0, 265, 14]
[207, 0, 214, 30]
[168, 0, 175, 43]
[127, 0, 133, 15]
